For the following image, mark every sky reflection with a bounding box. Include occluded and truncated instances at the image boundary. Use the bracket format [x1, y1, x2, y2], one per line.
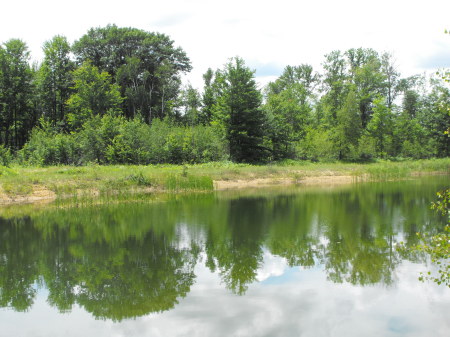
[1, 251, 449, 337]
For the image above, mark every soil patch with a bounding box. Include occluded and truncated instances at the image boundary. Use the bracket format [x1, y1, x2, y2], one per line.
[0, 186, 56, 205]
[214, 175, 356, 190]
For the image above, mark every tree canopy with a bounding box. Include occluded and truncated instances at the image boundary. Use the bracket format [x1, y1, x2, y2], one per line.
[0, 27, 449, 165]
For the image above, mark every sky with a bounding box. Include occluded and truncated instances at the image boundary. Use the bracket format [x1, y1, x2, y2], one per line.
[1, 0, 450, 89]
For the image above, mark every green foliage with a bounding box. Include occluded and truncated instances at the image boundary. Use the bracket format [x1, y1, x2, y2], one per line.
[36, 35, 74, 128]
[333, 88, 362, 160]
[421, 81, 450, 157]
[105, 117, 150, 164]
[125, 172, 154, 186]
[66, 62, 123, 131]
[1, 26, 449, 164]
[264, 65, 319, 160]
[356, 132, 377, 161]
[18, 120, 80, 166]
[0, 39, 34, 149]
[18, 115, 227, 166]
[200, 68, 217, 125]
[414, 189, 450, 287]
[0, 144, 12, 166]
[366, 96, 393, 158]
[179, 84, 202, 125]
[213, 57, 268, 163]
[393, 113, 431, 159]
[298, 127, 335, 161]
[73, 24, 191, 121]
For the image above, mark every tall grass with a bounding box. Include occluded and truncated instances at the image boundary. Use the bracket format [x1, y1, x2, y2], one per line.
[354, 159, 450, 181]
[0, 158, 448, 201]
[165, 174, 214, 191]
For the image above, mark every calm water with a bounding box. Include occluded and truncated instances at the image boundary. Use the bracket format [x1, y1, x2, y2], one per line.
[0, 177, 449, 337]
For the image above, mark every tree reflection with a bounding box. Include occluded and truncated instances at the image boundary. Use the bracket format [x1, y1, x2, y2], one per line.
[0, 203, 199, 321]
[205, 197, 266, 295]
[0, 178, 446, 319]
[0, 216, 39, 311]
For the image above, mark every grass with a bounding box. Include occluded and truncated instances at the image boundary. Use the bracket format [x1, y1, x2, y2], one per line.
[165, 174, 214, 191]
[0, 158, 448, 202]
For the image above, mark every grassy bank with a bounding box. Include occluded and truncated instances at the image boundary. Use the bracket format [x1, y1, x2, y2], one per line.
[0, 158, 449, 203]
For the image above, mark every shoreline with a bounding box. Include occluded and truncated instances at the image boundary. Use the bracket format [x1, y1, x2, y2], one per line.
[1, 159, 448, 206]
[1, 170, 448, 206]
[1, 174, 354, 205]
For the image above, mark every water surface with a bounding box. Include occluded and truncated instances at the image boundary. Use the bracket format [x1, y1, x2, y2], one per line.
[0, 177, 449, 336]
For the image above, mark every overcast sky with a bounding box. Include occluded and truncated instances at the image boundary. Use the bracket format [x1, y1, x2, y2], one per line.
[1, 0, 450, 89]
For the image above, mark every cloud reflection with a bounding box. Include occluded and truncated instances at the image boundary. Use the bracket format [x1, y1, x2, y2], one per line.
[112, 257, 450, 337]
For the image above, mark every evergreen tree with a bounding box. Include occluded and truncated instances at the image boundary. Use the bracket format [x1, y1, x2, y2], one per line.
[215, 57, 267, 163]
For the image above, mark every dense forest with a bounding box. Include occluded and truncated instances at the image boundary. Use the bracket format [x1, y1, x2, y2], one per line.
[0, 25, 449, 165]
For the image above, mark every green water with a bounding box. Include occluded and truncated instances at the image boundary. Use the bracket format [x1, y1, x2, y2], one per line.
[0, 177, 449, 336]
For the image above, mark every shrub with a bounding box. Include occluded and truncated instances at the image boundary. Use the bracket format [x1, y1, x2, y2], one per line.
[18, 125, 81, 166]
[19, 116, 229, 166]
[0, 145, 12, 166]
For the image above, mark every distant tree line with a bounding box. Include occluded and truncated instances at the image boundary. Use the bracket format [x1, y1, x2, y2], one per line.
[0, 25, 448, 165]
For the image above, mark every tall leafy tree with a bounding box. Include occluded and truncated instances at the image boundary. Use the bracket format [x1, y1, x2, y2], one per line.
[351, 51, 387, 129]
[264, 65, 318, 159]
[200, 68, 217, 125]
[381, 52, 400, 109]
[321, 50, 348, 123]
[392, 111, 429, 158]
[267, 64, 320, 99]
[0, 39, 34, 149]
[72, 25, 191, 122]
[37, 35, 74, 128]
[179, 84, 201, 125]
[367, 96, 393, 158]
[333, 88, 362, 159]
[421, 78, 450, 157]
[66, 61, 123, 130]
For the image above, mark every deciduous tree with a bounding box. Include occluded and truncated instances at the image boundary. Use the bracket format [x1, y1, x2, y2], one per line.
[66, 61, 123, 130]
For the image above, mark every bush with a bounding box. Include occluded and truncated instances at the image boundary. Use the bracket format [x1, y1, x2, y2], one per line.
[0, 145, 12, 166]
[18, 125, 81, 166]
[297, 128, 335, 161]
[105, 118, 151, 164]
[78, 115, 121, 164]
[19, 115, 229, 166]
[357, 133, 377, 161]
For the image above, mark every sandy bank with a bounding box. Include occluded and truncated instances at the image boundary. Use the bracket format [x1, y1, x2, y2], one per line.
[0, 174, 358, 205]
[0, 186, 57, 205]
[214, 175, 356, 190]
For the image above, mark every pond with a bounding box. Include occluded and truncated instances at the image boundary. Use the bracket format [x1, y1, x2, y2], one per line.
[0, 177, 449, 336]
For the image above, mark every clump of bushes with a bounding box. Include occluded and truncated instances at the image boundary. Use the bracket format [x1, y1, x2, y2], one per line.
[18, 116, 228, 166]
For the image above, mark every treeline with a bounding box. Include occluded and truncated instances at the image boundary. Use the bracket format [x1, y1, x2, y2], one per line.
[0, 25, 449, 165]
